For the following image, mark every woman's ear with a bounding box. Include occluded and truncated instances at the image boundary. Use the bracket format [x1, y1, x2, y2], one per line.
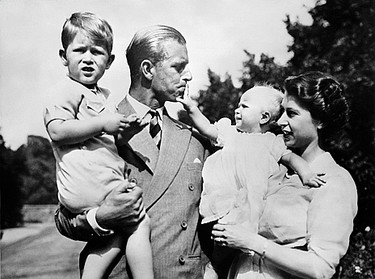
[59, 49, 68, 66]
[106, 54, 115, 69]
[141, 60, 154, 81]
[260, 111, 271, 125]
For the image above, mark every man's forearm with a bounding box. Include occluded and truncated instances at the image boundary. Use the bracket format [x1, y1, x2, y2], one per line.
[54, 204, 98, 242]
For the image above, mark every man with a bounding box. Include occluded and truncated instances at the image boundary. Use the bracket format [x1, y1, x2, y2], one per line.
[55, 25, 212, 278]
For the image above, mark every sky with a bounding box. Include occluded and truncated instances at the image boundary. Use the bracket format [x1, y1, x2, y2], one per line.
[0, 0, 315, 150]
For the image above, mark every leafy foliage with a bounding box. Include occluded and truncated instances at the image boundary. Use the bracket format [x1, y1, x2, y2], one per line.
[333, 227, 375, 278]
[195, 69, 242, 124]
[0, 135, 24, 228]
[240, 52, 291, 92]
[19, 136, 57, 204]
[1, 134, 57, 229]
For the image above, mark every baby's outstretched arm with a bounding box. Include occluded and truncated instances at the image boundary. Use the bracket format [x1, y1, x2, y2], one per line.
[46, 112, 139, 146]
[281, 152, 326, 187]
[177, 86, 218, 141]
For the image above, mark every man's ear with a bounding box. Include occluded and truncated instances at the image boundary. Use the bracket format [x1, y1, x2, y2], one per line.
[141, 60, 154, 81]
[59, 49, 68, 66]
[260, 111, 271, 125]
[106, 54, 115, 69]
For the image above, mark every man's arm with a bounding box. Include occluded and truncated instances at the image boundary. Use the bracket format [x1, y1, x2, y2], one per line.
[55, 184, 145, 241]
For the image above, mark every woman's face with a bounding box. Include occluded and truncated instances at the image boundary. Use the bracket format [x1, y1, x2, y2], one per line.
[277, 94, 320, 154]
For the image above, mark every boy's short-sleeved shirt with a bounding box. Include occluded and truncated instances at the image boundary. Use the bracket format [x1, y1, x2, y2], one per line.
[43, 77, 125, 213]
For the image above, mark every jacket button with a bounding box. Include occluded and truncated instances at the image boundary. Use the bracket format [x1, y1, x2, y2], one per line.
[188, 183, 195, 191]
[181, 221, 188, 230]
[179, 256, 185, 265]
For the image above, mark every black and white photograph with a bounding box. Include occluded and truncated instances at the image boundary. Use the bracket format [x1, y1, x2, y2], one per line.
[1, 0, 374, 278]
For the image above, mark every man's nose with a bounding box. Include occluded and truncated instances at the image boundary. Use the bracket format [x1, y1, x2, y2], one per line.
[182, 67, 192, 81]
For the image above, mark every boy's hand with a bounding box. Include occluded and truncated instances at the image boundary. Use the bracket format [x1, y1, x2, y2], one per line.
[103, 113, 145, 135]
[303, 173, 326, 188]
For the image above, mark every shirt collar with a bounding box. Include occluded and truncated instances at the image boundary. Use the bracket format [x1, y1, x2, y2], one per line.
[126, 94, 164, 121]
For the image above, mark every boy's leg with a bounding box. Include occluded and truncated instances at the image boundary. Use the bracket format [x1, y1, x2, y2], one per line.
[124, 214, 154, 279]
[80, 234, 124, 279]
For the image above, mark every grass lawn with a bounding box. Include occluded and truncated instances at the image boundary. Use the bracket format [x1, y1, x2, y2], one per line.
[1, 223, 85, 279]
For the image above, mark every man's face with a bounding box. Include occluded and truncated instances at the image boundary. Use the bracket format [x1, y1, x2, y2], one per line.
[150, 39, 192, 106]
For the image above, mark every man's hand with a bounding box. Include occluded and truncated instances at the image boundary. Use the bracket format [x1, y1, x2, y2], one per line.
[96, 181, 145, 230]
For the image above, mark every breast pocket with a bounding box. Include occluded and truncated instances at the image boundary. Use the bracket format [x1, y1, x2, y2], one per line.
[85, 99, 105, 114]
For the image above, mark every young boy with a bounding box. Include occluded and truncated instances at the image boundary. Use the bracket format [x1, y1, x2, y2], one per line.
[44, 12, 153, 279]
[178, 85, 325, 278]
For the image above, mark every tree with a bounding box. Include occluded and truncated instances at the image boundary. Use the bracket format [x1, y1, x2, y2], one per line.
[19, 136, 57, 204]
[0, 134, 24, 228]
[195, 69, 242, 124]
[240, 52, 291, 92]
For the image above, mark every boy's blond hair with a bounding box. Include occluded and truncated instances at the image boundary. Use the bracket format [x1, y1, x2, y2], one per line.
[61, 12, 113, 54]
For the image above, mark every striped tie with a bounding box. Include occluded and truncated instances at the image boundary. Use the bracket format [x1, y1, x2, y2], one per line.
[149, 110, 161, 148]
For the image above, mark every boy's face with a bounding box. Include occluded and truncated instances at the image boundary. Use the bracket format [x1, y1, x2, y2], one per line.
[234, 89, 264, 133]
[59, 30, 114, 88]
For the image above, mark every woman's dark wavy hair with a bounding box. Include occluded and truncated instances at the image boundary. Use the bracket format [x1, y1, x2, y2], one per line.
[284, 71, 349, 147]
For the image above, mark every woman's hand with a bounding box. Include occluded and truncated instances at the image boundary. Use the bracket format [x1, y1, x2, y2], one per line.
[212, 219, 260, 252]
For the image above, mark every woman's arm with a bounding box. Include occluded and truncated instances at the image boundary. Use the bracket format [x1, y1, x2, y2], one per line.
[212, 221, 331, 279]
[212, 170, 357, 278]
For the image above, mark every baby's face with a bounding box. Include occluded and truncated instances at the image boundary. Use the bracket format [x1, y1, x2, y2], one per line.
[60, 30, 113, 88]
[234, 91, 264, 133]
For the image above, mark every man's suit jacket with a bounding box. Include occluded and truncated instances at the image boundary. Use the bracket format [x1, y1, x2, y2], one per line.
[109, 97, 212, 278]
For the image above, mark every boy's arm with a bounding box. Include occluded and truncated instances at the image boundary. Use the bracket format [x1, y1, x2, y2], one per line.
[46, 113, 129, 146]
[281, 152, 326, 187]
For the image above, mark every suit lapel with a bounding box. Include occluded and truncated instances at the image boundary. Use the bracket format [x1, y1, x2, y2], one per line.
[144, 115, 192, 209]
[116, 98, 159, 173]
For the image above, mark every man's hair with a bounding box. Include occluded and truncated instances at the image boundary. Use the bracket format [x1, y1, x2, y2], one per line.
[61, 12, 113, 54]
[126, 25, 186, 82]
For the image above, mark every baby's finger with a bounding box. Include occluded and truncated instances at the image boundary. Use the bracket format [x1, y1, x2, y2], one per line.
[184, 84, 190, 99]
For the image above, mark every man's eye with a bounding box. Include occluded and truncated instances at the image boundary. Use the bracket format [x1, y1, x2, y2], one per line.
[174, 64, 184, 73]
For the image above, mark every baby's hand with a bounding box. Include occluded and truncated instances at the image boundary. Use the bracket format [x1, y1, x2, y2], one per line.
[303, 173, 326, 188]
[176, 84, 196, 111]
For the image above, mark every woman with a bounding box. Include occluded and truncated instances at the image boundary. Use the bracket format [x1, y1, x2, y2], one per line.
[212, 72, 358, 278]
